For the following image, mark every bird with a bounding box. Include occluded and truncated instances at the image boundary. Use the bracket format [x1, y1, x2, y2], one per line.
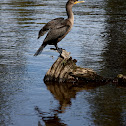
[34, 0, 84, 56]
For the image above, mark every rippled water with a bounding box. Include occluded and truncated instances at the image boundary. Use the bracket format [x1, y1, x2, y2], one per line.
[0, 0, 126, 126]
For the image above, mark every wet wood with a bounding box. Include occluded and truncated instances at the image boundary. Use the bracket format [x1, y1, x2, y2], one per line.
[44, 50, 104, 83]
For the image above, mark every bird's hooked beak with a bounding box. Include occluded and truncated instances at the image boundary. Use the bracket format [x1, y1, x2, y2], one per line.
[74, 1, 85, 4]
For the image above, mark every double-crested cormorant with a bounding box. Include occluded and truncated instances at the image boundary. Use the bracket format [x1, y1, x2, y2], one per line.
[34, 0, 84, 56]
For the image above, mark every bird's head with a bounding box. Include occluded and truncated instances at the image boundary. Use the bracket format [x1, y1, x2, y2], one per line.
[74, 0, 85, 4]
[67, 0, 84, 5]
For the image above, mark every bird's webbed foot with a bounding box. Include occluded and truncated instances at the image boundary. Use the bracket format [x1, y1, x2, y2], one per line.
[50, 47, 62, 54]
[57, 47, 62, 54]
[55, 45, 62, 54]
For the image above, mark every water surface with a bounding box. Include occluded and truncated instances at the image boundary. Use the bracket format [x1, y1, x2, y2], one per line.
[0, 0, 126, 126]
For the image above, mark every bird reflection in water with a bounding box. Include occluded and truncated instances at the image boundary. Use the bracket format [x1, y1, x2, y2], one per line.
[35, 106, 67, 126]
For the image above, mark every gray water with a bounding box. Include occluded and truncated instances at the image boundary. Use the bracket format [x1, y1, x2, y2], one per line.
[0, 0, 126, 126]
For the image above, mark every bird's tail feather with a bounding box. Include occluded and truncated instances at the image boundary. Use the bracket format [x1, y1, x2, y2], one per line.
[34, 44, 46, 56]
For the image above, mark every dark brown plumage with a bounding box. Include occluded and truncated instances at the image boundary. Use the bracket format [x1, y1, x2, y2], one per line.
[34, 0, 84, 56]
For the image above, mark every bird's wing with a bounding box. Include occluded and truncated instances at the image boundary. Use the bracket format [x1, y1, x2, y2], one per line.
[43, 19, 71, 44]
[38, 18, 64, 39]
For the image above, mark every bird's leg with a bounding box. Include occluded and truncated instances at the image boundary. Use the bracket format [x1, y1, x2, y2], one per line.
[55, 44, 58, 50]
[55, 44, 62, 54]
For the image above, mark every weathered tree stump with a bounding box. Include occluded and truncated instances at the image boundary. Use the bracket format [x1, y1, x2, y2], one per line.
[44, 50, 104, 83]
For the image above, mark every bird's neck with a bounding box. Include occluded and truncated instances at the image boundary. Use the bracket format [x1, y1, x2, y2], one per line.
[66, 3, 74, 25]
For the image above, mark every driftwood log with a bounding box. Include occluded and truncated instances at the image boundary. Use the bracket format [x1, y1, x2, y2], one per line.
[44, 50, 126, 86]
[44, 50, 105, 83]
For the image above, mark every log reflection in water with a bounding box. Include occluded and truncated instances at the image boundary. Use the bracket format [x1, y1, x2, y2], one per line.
[45, 82, 108, 112]
[35, 82, 108, 126]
